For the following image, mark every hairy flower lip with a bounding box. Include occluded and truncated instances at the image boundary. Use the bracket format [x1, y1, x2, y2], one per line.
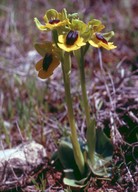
[96, 33, 108, 44]
[89, 39, 117, 50]
[35, 51, 60, 79]
[89, 32, 117, 50]
[42, 53, 53, 71]
[58, 33, 86, 52]
[66, 30, 78, 46]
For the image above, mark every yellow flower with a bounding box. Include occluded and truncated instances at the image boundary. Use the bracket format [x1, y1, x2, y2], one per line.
[58, 30, 86, 52]
[89, 33, 117, 50]
[34, 9, 69, 31]
[88, 19, 117, 50]
[35, 42, 60, 79]
[34, 18, 69, 31]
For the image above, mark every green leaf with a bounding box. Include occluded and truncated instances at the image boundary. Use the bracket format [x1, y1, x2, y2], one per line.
[87, 155, 112, 178]
[63, 177, 88, 188]
[58, 140, 82, 180]
[96, 128, 113, 157]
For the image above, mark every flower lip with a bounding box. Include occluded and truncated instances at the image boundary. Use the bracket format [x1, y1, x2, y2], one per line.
[66, 30, 78, 45]
[96, 33, 108, 44]
[42, 53, 53, 71]
[49, 19, 60, 24]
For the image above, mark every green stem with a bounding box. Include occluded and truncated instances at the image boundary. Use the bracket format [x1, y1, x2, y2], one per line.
[61, 52, 85, 175]
[52, 30, 58, 46]
[77, 47, 96, 165]
[78, 48, 91, 128]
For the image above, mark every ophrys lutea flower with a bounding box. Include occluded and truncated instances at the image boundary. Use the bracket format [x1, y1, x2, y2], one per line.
[35, 42, 60, 79]
[57, 19, 88, 52]
[88, 19, 117, 50]
[89, 32, 117, 50]
[58, 30, 86, 52]
[34, 9, 69, 31]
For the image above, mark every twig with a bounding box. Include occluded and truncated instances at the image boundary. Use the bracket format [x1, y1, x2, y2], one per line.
[15, 121, 25, 142]
[128, 111, 138, 124]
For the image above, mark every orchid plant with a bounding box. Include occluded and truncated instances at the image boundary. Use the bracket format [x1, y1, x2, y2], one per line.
[34, 9, 116, 188]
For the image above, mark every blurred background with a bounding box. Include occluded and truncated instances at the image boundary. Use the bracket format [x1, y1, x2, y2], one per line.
[0, 0, 138, 148]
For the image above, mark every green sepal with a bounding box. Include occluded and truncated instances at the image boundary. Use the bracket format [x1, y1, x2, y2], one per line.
[71, 19, 87, 34]
[102, 31, 115, 41]
[88, 19, 102, 26]
[34, 42, 53, 57]
[45, 9, 59, 21]
[88, 19, 105, 32]
[34, 17, 49, 31]
[61, 8, 68, 20]
[68, 13, 79, 20]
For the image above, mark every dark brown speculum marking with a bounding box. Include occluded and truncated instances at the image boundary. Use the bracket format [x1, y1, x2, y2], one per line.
[43, 53, 53, 71]
[66, 30, 78, 45]
[49, 19, 60, 24]
[96, 33, 108, 44]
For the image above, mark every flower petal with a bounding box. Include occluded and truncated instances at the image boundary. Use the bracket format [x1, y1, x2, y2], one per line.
[46, 19, 70, 30]
[38, 69, 53, 79]
[48, 56, 60, 73]
[76, 36, 86, 47]
[58, 43, 79, 52]
[88, 40, 99, 48]
[58, 34, 86, 52]
[89, 33, 117, 50]
[58, 35, 65, 43]
[36, 54, 60, 79]
[35, 59, 43, 71]
[99, 42, 117, 50]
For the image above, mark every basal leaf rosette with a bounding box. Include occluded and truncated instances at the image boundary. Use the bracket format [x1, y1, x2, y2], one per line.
[34, 9, 70, 31]
[57, 19, 89, 52]
[35, 42, 60, 79]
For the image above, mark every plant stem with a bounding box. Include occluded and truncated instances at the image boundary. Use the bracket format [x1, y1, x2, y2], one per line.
[78, 48, 91, 128]
[61, 52, 85, 175]
[77, 47, 96, 165]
